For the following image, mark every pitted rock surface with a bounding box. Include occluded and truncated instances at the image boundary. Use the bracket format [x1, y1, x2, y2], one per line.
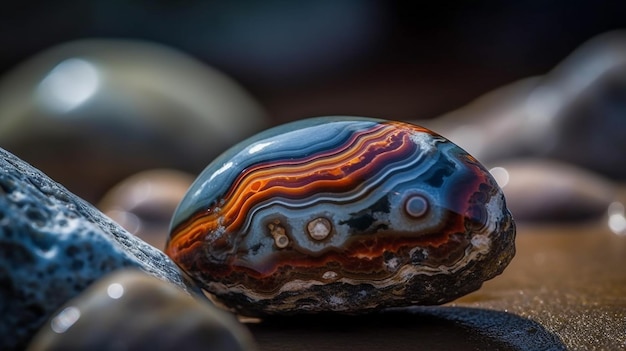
[0, 147, 197, 350]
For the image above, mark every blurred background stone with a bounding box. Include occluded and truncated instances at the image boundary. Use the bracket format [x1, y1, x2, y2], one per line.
[488, 159, 616, 222]
[417, 31, 626, 181]
[27, 269, 257, 351]
[0, 39, 268, 203]
[98, 169, 194, 250]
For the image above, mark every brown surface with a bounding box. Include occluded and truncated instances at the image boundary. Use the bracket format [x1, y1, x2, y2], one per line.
[455, 221, 626, 350]
[248, 192, 626, 350]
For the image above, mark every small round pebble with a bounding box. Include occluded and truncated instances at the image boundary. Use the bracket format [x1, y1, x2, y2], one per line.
[27, 269, 257, 351]
[98, 169, 194, 250]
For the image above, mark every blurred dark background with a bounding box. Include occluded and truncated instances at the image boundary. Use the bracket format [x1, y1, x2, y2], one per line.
[2, 0, 626, 123]
[2, 0, 626, 218]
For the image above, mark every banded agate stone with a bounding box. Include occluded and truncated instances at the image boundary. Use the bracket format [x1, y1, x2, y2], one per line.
[166, 117, 515, 315]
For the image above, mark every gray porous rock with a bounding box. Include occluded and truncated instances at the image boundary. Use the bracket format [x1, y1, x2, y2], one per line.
[0, 147, 198, 350]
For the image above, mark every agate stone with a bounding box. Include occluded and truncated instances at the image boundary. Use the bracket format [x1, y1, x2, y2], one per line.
[166, 117, 516, 316]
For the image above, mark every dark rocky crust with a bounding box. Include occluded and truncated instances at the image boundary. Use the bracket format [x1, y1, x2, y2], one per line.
[213, 210, 516, 316]
[0, 148, 198, 350]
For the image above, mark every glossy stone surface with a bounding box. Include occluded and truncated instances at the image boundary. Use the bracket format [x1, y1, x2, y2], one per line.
[27, 270, 257, 351]
[0, 147, 198, 351]
[0, 39, 267, 202]
[166, 116, 516, 316]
